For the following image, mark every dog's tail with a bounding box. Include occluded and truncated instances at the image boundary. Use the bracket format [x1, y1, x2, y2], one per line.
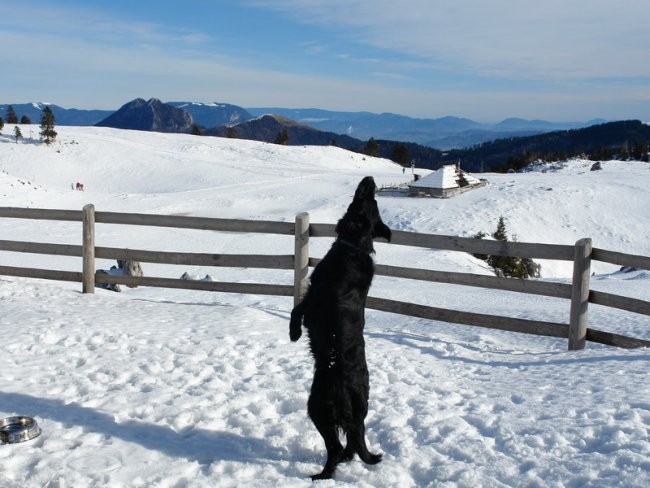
[289, 301, 304, 341]
[346, 427, 383, 466]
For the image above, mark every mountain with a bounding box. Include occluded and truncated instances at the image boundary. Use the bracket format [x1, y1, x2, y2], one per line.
[95, 98, 194, 133]
[247, 107, 602, 149]
[432, 120, 650, 172]
[205, 114, 360, 147]
[246, 107, 481, 148]
[0, 102, 112, 126]
[203, 115, 649, 173]
[2, 99, 608, 150]
[167, 101, 253, 128]
[204, 114, 444, 167]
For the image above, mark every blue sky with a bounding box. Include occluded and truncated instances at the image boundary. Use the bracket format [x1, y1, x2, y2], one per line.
[2, 0, 649, 121]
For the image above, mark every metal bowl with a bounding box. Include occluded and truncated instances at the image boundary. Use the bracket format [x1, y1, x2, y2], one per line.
[0, 416, 41, 445]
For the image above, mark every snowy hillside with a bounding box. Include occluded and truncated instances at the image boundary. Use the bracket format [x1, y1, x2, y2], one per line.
[0, 127, 649, 487]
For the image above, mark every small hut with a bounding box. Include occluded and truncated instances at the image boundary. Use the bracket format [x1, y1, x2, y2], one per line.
[409, 163, 487, 198]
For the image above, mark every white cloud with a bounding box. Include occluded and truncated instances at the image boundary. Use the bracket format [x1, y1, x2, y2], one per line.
[2, 0, 648, 120]
[248, 0, 650, 81]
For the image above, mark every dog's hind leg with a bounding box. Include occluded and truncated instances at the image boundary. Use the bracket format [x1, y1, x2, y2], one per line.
[309, 419, 344, 480]
[344, 389, 382, 466]
[308, 375, 344, 480]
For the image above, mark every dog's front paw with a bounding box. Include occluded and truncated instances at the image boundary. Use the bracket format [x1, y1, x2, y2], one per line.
[290, 326, 302, 342]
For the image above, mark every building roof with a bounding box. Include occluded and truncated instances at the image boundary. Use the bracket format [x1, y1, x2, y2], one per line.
[410, 164, 482, 189]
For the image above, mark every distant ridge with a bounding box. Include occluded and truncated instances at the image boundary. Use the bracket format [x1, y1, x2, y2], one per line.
[95, 98, 194, 133]
[0, 102, 112, 126]
[434, 120, 650, 172]
[168, 101, 253, 128]
[246, 107, 606, 149]
[1, 98, 610, 150]
[205, 114, 360, 148]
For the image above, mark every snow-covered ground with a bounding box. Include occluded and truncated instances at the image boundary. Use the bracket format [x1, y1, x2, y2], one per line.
[0, 126, 648, 487]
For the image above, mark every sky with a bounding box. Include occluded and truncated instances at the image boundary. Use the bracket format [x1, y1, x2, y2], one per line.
[1, 0, 649, 122]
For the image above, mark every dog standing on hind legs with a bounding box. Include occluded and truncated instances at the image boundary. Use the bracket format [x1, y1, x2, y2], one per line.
[290, 176, 392, 480]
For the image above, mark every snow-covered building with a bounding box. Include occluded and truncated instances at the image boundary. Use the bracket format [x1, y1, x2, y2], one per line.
[409, 163, 487, 198]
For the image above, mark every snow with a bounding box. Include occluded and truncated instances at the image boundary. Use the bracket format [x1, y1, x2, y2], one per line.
[0, 126, 649, 487]
[410, 164, 482, 190]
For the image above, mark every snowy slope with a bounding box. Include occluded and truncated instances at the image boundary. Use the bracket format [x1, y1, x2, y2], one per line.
[0, 127, 649, 487]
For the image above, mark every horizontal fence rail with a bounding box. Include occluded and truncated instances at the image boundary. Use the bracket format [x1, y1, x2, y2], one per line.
[95, 210, 296, 235]
[592, 247, 650, 270]
[95, 246, 294, 269]
[310, 224, 577, 261]
[1, 205, 649, 350]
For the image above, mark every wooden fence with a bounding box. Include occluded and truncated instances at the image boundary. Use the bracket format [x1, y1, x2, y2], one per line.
[1, 205, 649, 351]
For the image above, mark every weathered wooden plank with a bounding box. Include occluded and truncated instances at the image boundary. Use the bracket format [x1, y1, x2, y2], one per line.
[589, 290, 650, 316]
[294, 212, 310, 305]
[0, 207, 82, 221]
[592, 248, 650, 271]
[95, 211, 294, 235]
[82, 204, 95, 294]
[95, 246, 294, 269]
[373, 263, 573, 299]
[586, 328, 650, 349]
[309, 223, 336, 238]
[366, 296, 569, 338]
[308, 224, 574, 260]
[0, 240, 82, 256]
[568, 238, 592, 350]
[0, 265, 81, 282]
[95, 273, 294, 296]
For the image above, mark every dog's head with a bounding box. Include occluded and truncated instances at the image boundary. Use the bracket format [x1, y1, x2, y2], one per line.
[335, 176, 392, 252]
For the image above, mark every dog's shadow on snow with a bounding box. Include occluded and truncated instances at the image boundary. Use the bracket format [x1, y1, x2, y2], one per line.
[0, 392, 287, 469]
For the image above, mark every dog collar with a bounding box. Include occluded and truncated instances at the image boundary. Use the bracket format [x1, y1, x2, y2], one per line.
[336, 238, 373, 254]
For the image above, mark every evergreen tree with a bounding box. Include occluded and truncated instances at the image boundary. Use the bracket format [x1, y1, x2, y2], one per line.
[191, 124, 201, 136]
[479, 216, 541, 278]
[0, 116, 4, 134]
[226, 127, 237, 138]
[364, 137, 380, 157]
[391, 142, 410, 166]
[14, 126, 23, 143]
[274, 129, 288, 145]
[486, 216, 510, 274]
[492, 216, 508, 241]
[39, 106, 57, 145]
[6, 105, 18, 124]
[20, 115, 31, 124]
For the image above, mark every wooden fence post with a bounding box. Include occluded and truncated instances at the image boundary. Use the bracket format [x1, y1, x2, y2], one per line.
[568, 238, 592, 350]
[82, 204, 95, 293]
[294, 212, 310, 305]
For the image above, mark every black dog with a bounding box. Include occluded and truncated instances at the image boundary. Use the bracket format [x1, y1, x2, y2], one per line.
[290, 176, 391, 480]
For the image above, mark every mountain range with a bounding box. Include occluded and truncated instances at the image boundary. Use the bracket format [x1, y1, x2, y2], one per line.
[2, 100, 606, 150]
[3, 98, 647, 172]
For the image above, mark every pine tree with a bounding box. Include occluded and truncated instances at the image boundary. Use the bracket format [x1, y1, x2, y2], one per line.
[274, 129, 288, 145]
[0, 116, 4, 134]
[20, 115, 31, 124]
[14, 126, 23, 143]
[364, 137, 380, 157]
[391, 142, 410, 166]
[191, 124, 201, 135]
[492, 216, 508, 241]
[486, 216, 510, 274]
[39, 106, 57, 145]
[6, 105, 18, 124]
